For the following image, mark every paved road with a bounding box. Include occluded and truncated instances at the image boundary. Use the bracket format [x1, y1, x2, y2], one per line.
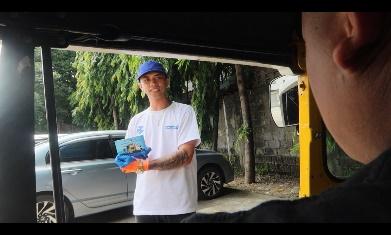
[75, 188, 282, 223]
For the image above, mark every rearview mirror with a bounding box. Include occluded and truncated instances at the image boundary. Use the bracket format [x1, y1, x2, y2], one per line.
[269, 75, 299, 127]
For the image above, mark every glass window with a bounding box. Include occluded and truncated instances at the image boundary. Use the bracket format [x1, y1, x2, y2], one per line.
[47, 138, 114, 163]
[60, 141, 95, 162]
[110, 137, 125, 155]
[281, 87, 298, 126]
[95, 139, 114, 159]
[326, 131, 364, 179]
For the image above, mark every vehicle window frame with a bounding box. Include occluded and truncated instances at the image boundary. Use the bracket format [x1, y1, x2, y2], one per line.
[59, 140, 96, 163]
[44, 135, 117, 164]
[109, 134, 126, 155]
[325, 131, 364, 180]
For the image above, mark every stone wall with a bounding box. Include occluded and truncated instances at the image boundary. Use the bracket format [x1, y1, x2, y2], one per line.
[217, 66, 299, 176]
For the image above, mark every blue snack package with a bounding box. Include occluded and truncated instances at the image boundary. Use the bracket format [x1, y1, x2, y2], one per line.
[114, 135, 151, 168]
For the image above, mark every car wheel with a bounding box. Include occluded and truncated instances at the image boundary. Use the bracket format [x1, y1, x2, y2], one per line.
[36, 194, 73, 223]
[198, 166, 224, 200]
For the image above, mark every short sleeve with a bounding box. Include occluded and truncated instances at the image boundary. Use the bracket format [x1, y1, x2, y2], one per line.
[125, 118, 135, 139]
[178, 106, 201, 147]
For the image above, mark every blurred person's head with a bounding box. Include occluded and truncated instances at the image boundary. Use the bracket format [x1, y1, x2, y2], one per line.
[302, 12, 391, 164]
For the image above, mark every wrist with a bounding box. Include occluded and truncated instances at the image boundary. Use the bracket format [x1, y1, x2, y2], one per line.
[143, 159, 149, 171]
[136, 159, 149, 173]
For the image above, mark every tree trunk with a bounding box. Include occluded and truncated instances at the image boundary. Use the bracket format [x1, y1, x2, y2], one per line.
[111, 96, 119, 130]
[186, 80, 190, 104]
[212, 93, 220, 151]
[222, 97, 232, 158]
[235, 65, 255, 184]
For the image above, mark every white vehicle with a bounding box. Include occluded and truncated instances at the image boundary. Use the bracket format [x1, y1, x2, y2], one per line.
[269, 75, 299, 127]
[35, 130, 234, 222]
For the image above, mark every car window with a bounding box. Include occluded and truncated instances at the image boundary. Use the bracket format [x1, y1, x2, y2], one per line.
[59, 139, 115, 162]
[95, 139, 114, 159]
[60, 141, 95, 162]
[110, 137, 125, 155]
[44, 138, 117, 164]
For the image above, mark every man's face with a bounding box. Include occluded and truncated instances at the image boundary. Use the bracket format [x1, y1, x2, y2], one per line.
[138, 72, 169, 99]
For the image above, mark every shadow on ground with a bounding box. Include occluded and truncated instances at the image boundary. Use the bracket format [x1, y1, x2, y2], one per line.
[75, 206, 133, 223]
[74, 187, 278, 222]
[74, 189, 242, 223]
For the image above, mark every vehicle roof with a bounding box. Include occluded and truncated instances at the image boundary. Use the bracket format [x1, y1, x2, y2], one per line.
[0, 12, 302, 71]
[37, 130, 126, 146]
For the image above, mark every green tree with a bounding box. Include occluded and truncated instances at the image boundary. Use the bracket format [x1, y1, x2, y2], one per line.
[177, 60, 230, 148]
[235, 64, 255, 184]
[34, 48, 46, 133]
[34, 48, 77, 133]
[51, 49, 77, 131]
[71, 52, 147, 130]
[71, 52, 230, 150]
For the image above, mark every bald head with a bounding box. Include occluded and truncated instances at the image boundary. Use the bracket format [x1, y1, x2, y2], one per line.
[302, 12, 391, 163]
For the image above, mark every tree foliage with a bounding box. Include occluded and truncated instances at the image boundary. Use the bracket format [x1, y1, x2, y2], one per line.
[71, 52, 233, 144]
[34, 47, 234, 151]
[71, 52, 147, 130]
[34, 48, 77, 133]
[176, 60, 233, 147]
[235, 64, 255, 183]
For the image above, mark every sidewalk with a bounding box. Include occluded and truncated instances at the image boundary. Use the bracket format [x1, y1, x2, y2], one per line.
[76, 188, 283, 223]
[197, 188, 282, 214]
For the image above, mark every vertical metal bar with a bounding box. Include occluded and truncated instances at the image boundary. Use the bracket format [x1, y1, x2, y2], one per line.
[297, 41, 337, 197]
[0, 32, 36, 222]
[298, 74, 328, 197]
[41, 46, 65, 223]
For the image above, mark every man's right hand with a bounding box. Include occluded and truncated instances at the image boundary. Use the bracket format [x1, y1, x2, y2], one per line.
[120, 158, 149, 173]
[114, 147, 151, 168]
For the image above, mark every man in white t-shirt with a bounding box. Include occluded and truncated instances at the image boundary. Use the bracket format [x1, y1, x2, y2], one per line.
[124, 60, 201, 223]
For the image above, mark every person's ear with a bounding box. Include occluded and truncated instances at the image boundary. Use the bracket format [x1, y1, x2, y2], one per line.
[138, 83, 146, 97]
[332, 13, 384, 74]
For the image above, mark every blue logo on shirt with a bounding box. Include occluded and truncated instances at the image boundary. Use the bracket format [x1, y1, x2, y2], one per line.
[165, 125, 179, 130]
[136, 126, 144, 134]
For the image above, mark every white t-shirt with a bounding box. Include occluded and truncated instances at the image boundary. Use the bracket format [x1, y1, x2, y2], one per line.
[125, 101, 201, 215]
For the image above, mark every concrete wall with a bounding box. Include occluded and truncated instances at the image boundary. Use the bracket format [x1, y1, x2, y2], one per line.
[217, 66, 299, 176]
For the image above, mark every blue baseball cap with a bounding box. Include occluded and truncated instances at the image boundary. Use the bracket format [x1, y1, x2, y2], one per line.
[136, 61, 167, 81]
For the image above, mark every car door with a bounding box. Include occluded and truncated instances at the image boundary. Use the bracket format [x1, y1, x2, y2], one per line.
[110, 136, 137, 203]
[59, 136, 128, 208]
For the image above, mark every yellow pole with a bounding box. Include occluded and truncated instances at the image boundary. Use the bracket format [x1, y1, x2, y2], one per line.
[297, 41, 337, 197]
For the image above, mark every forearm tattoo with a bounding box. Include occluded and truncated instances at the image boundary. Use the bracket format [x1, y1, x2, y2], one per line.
[149, 149, 192, 170]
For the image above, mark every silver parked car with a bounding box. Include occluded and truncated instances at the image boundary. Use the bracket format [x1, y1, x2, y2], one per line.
[34, 130, 234, 223]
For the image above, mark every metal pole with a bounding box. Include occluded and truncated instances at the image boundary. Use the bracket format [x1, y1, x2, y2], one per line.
[41, 46, 66, 223]
[0, 31, 36, 222]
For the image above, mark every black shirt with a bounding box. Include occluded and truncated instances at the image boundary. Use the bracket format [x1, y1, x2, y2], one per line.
[183, 149, 391, 222]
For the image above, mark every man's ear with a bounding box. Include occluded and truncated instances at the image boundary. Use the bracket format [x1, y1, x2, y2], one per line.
[333, 13, 384, 74]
